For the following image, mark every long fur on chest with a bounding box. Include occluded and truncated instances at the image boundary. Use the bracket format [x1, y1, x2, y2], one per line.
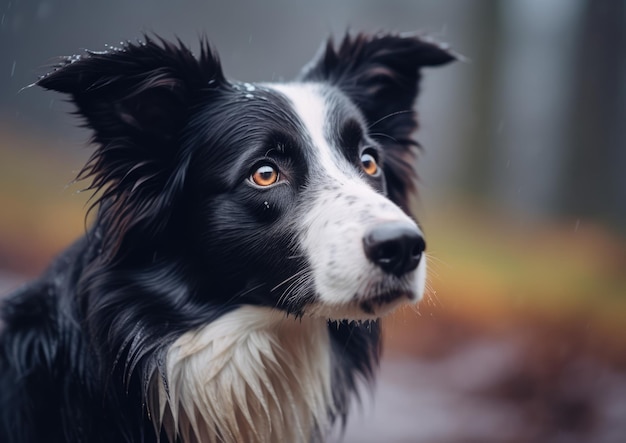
[149, 307, 332, 443]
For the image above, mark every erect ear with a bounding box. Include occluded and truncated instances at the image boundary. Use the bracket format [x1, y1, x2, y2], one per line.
[37, 36, 226, 260]
[299, 32, 456, 213]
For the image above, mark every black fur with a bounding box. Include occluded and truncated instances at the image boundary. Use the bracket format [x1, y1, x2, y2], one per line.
[301, 33, 455, 211]
[0, 33, 454, 442]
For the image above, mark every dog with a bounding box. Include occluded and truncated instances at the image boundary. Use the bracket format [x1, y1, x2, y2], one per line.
[0, 33, 454, 442]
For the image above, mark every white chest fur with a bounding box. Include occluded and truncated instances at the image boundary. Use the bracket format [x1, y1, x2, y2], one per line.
[149, 307, 332, 443]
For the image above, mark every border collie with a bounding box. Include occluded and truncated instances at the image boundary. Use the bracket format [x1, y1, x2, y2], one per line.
[0, 33, 454, 442]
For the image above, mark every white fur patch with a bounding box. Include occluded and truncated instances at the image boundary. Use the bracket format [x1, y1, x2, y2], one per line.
[149, 307, 332, 443]
[268, 83, 426, 319]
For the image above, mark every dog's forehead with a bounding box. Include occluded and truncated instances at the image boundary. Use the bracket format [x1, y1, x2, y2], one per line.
[189, 81, 364, 183]
[263, 82, 362, 171]
[265, 83, 359, 136]
[264, 84, 328, 149]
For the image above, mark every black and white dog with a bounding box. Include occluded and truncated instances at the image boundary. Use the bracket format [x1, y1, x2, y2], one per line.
[0, 33, 454, 442]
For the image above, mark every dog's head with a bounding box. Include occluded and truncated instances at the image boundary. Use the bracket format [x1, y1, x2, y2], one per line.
[38, 34, 454, 321]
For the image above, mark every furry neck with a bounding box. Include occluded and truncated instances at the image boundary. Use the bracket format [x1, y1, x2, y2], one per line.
[149, 306, 332, 443]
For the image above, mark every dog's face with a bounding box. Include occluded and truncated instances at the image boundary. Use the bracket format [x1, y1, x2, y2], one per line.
[186, 81, 425, 320]
[38, 34, 454, 321]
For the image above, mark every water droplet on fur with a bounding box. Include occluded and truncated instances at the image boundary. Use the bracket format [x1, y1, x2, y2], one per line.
[245, 93, 254, 99]
[244, 83, 256, 92]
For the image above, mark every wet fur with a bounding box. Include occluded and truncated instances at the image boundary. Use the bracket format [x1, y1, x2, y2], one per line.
[0, 34, 454, 442]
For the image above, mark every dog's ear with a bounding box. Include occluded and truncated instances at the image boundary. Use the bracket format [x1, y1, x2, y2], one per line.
[37, 37, 225, 260]
[300, 33, 456, 212]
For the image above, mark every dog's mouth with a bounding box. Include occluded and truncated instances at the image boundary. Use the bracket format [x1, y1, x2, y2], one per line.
[358, 289, 414, 316]
[304, 285, 417, 321]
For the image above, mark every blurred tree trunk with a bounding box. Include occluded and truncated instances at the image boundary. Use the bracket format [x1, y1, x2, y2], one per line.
[559, 0, 626, 230]
[459, 1, 502, 197]
[487, 1, 582, 218]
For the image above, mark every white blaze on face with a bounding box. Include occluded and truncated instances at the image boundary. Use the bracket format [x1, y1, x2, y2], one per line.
[268, 83, 427, 319]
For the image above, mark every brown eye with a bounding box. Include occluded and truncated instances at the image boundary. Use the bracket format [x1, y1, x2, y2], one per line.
[251, 164, 279, 187]
[360, 152, 379, 176]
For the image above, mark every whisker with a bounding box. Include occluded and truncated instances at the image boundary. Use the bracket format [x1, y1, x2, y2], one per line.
[367, 109, 413, 129]
[426, 253, 452, 269]
[277, 271, 313, 309]
[408, 304, 423, 316]
[283, 286, 307, 312]
[426, 266, 441, 279]
[224, 281, 267, 305]
[271, 269, 308, 292]
[277, 276, 305, 306]
[369, 132, 399, 143]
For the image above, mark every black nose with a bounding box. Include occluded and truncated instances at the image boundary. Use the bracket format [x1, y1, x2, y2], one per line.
[363, 222, 425, 276]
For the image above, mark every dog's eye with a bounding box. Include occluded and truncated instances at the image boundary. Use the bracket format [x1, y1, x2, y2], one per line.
[360, 151, 380, 176]
[251, 164, 279, 187]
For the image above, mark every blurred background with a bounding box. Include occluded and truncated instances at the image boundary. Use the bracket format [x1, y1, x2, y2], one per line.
[1, 0, 625, 441]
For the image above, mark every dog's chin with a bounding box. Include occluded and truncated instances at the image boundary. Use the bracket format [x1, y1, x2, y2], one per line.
[307, 290, 419, 321]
